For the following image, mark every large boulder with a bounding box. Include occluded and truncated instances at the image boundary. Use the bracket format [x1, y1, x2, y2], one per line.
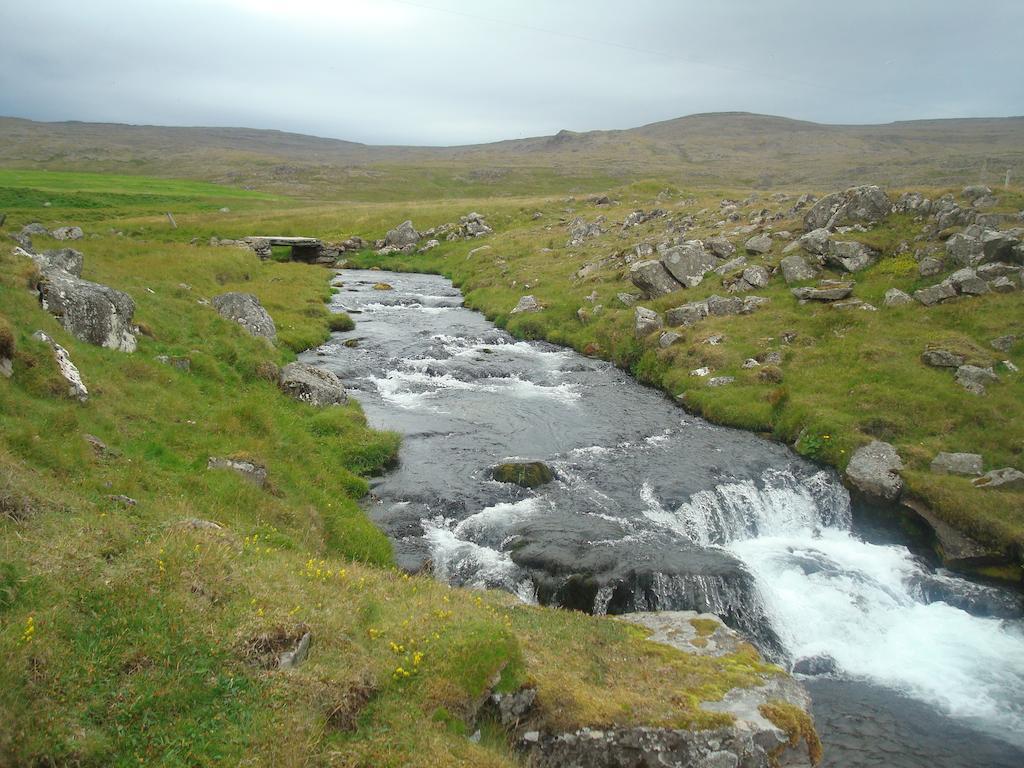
[703, 236, 736, 259]
[743, 233, 773, 254]
[38, 269, 137, 352]
[803, 185, 892, 231]
[913, 281, 957, 306]
[660, 242, 717, 288]
[980, 229, 1020, 264]
[629, 260, 683, 298]
[798, 228, 832, 256]
[945, 233, 983, 267]
[665, 301, 709, 327]
[37, 248, 84, 277]
[490, 461, 554, 488]
[212, 292, 277, 341]
[954, 365, 998, 395]
[278, 362, 347, 406]
[384, 220, 420, 248]
[791, 281, 854, 302]
[510, 295, 541, 314]
[883, 288, 913, 307]
[846, 440, 903, 501]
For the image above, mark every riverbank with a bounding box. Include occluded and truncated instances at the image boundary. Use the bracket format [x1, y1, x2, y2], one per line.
[349, 182, 1024, 582]
[0, 180, 819, 766]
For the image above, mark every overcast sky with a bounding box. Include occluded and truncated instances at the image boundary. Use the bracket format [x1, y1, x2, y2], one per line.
[2, 0, 1022, 146]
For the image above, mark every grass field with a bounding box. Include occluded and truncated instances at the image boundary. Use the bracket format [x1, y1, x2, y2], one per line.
[0, 172, 811, 766]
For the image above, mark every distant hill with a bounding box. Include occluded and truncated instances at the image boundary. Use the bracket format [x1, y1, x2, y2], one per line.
[1, 112, 1022, 199]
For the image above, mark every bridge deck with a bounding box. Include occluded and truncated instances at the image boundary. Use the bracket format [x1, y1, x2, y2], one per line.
[245, 236, 321, 247]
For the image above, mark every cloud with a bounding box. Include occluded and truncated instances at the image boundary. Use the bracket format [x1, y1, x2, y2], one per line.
[0, 0, 1021, 145]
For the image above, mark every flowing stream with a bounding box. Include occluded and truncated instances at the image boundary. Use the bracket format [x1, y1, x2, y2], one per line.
[304, 269, 1024, 767]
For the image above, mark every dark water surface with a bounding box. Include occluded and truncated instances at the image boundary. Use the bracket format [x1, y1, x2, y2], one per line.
[303, 269, 1024, 766]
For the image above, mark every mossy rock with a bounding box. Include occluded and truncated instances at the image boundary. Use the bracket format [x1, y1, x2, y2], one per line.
[491, 461, 554, 488]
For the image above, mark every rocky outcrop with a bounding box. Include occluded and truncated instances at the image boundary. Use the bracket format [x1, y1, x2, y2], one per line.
[803, 185, 891, 231]
[973, 468, 1024, 490]
[567, 217, 605, 247]
[517, 612, 818, 768]
[954, 365, 998, 395]
[31, 330, 88, 402]
[26, 247, 84, 277]
[50, 226, 83, 241]
[883, 288, 913, 307]
[791, 281, 854, 302]
[212, 292, 277, 341]
[824, 241, 878, 273]
[38, 268, 137, 352]
[278, 362, 348, 406]
[661, 242, 718, 288]
[744, 233, 773, 254]
[634, 307, 663, 337]
[780, 254, 818, 284]
[846, 440, 903, 501]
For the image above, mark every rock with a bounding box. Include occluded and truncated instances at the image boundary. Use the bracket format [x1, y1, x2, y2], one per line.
[704, 237, 736, 259]
[31, 330, 88, 402]
[417, 239, 440, 253]
[661, 242, 717, 288]
[978, 262, 1022, 279]
[990, 335, 1018, 352]
[629, 260, 683, 298]
[107, 494, 137, 507]
[973, 468, 1024, 490]
[948, 267, 989, 296]
[50, 226, 83, 241]
[615, 292, 638, 307]
[690, 367, 710, 377]
[945, 233, 982, 267]
[658, 330, 682, 348]
[954, 365, 998, 395]
[665, 301, 709, 327]
[921, 349, 964, 368]
[634, 307, 663, 337]
[491, 461, 554, 488]
[740, 265, 770, 288]
[792, 655, 838, 677]
[278, 632, 312, 670]
[278, 362, 347, 406]
[706, 294, 743, 316]
[712, 255, 747, 276]
[384, 220, 419, 248]
[740, 296, 769, 314]
[743, 233, 772, 254]
[894, 191, 931, 215]
[511, 295, 541, 314]
[883, 288, 913, 307]
[831, 298, 877, 311]
[567, 217, 605, 246]
[212, 293, 276, 341]
[38, 269, 137, 352]
[490, 688, 537, 727]
[779, 254, 818, 283]
[798, 228, 832, 256]
[913, 281, 957, 306]
[989, 276, 1019, 293]
[707, 376, 735, 387]
[38, 247, 85, 277]
[21, 222, 48, 237]
[742, 358, 760, 369]
[981, 229, 1019, 263]
[931, 452, 983, 476]
[207, 457, 268, 487]
[846, 440, 903, 501]
[522, 611, 818, 768]
[373, 282, 393, 291]
[791, 281, 854, 302]
[918, 256, 945, 277]
[825, 241, 878, 272]
[962, 185, 992, 200]
[804, 185, 891, 231]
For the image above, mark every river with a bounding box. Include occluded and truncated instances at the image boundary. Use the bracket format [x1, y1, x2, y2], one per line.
[302, 269, 1024, 767]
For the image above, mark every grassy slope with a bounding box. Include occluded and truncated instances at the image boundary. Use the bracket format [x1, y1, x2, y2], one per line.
[349, 181, 1024, 575]
[0, 174, 796, 766]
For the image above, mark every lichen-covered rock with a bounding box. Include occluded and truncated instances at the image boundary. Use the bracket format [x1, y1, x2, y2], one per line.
[511, 295, 541, 314]
[23, 247, 84, 277]
[661, 242, 717, 288]
[931, 452, 983, 476]
[954, 364, 998, 395]
[744, 233, 773, 254]
[780, 254, 818, 284]
[211, 292, 276, 341]
[883, 288, 913, 307]
[921, 349, 964, 368]
[846, 440, 903, 501]
[973, 467, 1024, 490]
[38, 269, 137, 352]
[825, 241, 878, 272]
[634, 306, 663, 337]
[630, 260, 683, 298]
[50, 226, 83, 241]
[278, 362, 348, 406]
[384, 220, 420, 248]
[948, 267, 989, 296]
[666, 300, 709, 327]
[31, 330, 88, 402]
[803, 185, 892, 231]
[913, 281, 957, 306]
[791, 281, 854, 302]
[704, 236, 736, 259]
